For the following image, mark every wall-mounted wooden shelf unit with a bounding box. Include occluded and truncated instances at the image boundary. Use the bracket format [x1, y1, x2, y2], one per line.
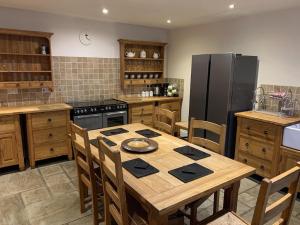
[118, 39, 167, 88]
[0, 28, 53, 90]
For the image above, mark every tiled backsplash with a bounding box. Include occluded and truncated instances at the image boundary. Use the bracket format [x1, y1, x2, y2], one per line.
[0, 56, 184, 107]
[260, 84, 300, 116]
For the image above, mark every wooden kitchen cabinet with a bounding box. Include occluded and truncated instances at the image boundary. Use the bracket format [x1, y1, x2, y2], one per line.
[0, 115, 24, 170]
[235, 111, 300, 178]
[123, 97, 182, 128]
[26, 109, 72, 168]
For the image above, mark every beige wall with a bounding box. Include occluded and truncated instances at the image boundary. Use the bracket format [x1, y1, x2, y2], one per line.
[167, 7, 300, 121]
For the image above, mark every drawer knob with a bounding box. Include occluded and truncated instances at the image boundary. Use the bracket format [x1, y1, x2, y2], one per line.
[50, 148, 54, 152]
[246, 126, 250, 130]
[264, 130, 268, 135]
[48, 118, 52, 122]
[49, 133, 53, 137]
[262, 148, 266, 153]
[141, 120, 144, 123]
[243, 159, 248, 163]
[260, 165, 265, 170]
[245, 143, 249, 148]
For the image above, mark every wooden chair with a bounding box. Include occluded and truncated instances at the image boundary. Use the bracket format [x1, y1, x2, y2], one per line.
[206, 162, 300, 225]
[69, 122, 104, 225]
[153, 107, 177, 135]
[97, 136, 184, 225]
[187, 118, 227, 225]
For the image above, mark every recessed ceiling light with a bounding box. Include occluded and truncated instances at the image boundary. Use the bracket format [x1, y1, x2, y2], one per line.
[102, 8, 109, 14]
[229, 4, 235, 9]
[166, 19, 171, 24]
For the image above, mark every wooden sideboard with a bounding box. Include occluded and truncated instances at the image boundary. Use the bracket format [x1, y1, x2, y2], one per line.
[235, 111, 300, 178]
[116, 96, 182, 127]
[0, 115, 24, 170]
[0, 103, 72, 169]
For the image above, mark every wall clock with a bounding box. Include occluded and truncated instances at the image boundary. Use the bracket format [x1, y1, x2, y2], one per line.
[79, 31, 92, 46]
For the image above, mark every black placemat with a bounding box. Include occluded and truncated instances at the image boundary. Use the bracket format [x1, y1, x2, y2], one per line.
[135, 129, 161, 138]
[122, 158, 159, 178]
[174, 145, 211, 160]
[100, 128, 128, 136]
[90, 137, 116, 148]
[168, 163, 213, 183]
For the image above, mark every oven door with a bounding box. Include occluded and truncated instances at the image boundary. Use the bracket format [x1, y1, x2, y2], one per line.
[102, 111, 128, 128]
[73, 113, 103, 131]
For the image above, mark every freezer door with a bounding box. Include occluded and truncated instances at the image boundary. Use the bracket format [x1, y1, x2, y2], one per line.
[206, 54, 233, 125]
[189, 55, 210, 137]
[189, 54, 210, 120]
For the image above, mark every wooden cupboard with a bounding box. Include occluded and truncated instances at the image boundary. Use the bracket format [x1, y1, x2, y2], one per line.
[0, 28, 53, 90]
[235, 111, 300, 178]
[124, 97, 182, 128]
[0, 115, 24, 170]
[26, 109, 72, 168]
[118, 39, 166, 89]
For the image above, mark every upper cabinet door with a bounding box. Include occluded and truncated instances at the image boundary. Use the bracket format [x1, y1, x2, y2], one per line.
[206, 54, 233, 125]
[0, 133, 18, 167]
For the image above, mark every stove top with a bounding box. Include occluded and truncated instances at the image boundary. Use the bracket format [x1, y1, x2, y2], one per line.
[68, 99, 124, 108]
[68, 99, 128, 116]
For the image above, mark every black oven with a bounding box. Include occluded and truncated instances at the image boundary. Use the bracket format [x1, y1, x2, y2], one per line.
[102, 111, 128, 128]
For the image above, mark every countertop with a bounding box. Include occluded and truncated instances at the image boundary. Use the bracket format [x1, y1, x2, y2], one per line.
[0, 103, 72, 116]
[115, 96, 182, 104]
[235, 111, 300, 127]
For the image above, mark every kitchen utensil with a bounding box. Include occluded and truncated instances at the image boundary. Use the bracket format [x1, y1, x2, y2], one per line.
[125, 50, 135, 58]
[121, 138, 158, 153]
[140, 50, 146, 58]
[153, 52, 160, 59]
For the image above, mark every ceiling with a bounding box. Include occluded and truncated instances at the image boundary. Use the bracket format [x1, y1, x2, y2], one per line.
[0, 0, 300, 29]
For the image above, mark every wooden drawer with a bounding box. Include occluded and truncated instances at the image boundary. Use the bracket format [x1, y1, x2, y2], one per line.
[0, 116, 15, 133]
[132, 115, 153, 126]
[239, 135, 274, 161]
[159, 101, 181, 111]
[238, 151, 272, 178]
[131, 103, 153, 116]
[31, 110, 67, 130]
[240, 118, 276, 141]
[34, 141, 69, 160]
[33, 127, 67, 145]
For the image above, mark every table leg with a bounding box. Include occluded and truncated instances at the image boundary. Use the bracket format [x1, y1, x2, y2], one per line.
[148, 210, 168, 225]
[223, 181, 240, 212]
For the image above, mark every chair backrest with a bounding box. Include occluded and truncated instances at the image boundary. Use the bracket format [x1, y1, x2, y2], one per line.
[188, 118, 226, 155]
[153, 107, 176, 135]
[97, 136, 129, 225]
[252, 163, 300, 225]
[69, 121, 96, 189]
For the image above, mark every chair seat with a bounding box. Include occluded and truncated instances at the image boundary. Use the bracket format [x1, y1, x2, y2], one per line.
[207, 212, 248, 225]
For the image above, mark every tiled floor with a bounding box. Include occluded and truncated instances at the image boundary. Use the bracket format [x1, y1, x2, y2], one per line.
[0, 160, 299, 225]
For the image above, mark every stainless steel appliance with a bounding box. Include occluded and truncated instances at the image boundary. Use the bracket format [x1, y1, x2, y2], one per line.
[68, 99, 128, 130]
[189, 53, 258, 158]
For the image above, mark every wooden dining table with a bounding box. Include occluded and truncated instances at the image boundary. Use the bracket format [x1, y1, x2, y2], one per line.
[88, 123, 255, 225]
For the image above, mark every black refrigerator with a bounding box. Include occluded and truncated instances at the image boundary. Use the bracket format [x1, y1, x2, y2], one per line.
[189, 53, 258, 158]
